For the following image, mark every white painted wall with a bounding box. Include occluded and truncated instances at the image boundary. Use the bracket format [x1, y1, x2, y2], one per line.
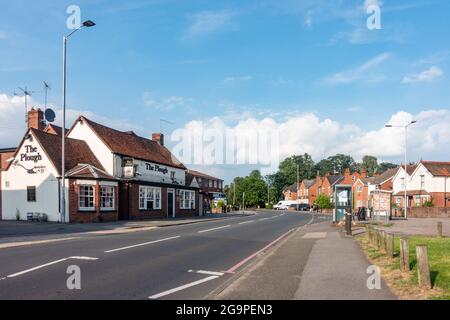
[1, 132, 65, 222]
[131, 158, 185, 185]
[392, 167, 410, 196]
[409, 163, 450, 193]
[68, 120, 114, 174]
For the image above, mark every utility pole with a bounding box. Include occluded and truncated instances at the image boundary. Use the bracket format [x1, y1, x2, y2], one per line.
[233, 182, 236, 208]
[242, 192, 245, 211]
[297, 164, 299, 211]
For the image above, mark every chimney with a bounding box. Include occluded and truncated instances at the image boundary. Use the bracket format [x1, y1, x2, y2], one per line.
[362, 168, 367, 178]
[344, 168, 351, 177]
[152, 133, 164, 146]
[28, 108, 45, 131]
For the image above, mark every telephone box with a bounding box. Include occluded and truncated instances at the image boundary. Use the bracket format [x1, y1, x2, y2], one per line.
[333, 185, 353, 223]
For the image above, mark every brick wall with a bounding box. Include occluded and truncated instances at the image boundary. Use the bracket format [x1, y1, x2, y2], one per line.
[127, 183, 199, 219]
[409, 207, 449, 218]
[69, 179, 119, 223]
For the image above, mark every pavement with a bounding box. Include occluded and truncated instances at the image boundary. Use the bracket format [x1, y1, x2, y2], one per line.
[215, 221, 396, 300]
[0, 210, 331, 299]
[376, 218, 450, 237]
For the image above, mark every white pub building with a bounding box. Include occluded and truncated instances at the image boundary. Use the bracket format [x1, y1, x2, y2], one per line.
[0, 109, 201, 223]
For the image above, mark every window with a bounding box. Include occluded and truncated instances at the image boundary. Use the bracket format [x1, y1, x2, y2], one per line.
[420, 175, 425, 189]
[396, 197, 402, 205]
[139, 186, 161, 210]
[180, 190, 195, 209]
[357, 200, 362, 208]
[401, 177, 405, 188]
[213, 180, 217, 188]
[27, 186, 36, 202]
[208, 180, 212, 187]
[100, 186, 115, 210]
[79, 185, 95, 210]
[414, 196, 421, 207]
[357, 186, 363, 193]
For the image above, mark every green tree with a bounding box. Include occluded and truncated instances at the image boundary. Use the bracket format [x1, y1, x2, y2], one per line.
[362, 155, 379, 176]
[378, 162, 398, 173]
[326, 154, 358, 174]
[315, 194, 332, 209]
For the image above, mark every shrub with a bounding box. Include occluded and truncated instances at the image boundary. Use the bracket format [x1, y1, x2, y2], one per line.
[423, 200, 434, 207]
[316, 194, 332, 209]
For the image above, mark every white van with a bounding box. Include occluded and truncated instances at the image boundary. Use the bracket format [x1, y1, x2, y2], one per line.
[273, 200, 298, 210]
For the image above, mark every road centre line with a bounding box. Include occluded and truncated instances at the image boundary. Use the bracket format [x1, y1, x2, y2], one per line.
[7, 256, 99, 278]
[238, 220, 255, 225]
[104, 236, 180, 253]
[149, 275, 220, 299]
[198, 225, 230, 233]
[188, 269, 224, 276]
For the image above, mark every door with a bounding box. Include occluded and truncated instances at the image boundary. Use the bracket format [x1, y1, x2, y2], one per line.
[167, 189, 175, 218]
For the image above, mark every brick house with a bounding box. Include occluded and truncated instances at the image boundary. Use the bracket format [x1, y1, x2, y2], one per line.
[282, 183, 298, 201]
[397, 161, 450, 208]
[186, 169, 225, 213]
[298, 179, 315, 205]
[1, 109, 204, 223]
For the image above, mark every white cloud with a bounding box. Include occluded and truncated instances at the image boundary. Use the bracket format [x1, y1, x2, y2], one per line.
[223, 75, 253, 83]
[183, 10, 237, 40]
[142, 91, 193, 110]
[364, 0, 383, 9]
[402, 66, 444, 84]
[170, 109, 450, 176]
[322, 53, 391, 85]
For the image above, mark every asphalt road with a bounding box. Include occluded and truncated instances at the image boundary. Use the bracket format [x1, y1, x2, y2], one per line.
[0, 210, 331, 300]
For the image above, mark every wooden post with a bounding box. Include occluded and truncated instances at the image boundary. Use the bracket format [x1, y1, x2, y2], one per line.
[416, 245, 432, 289]
[437, 222, 443, 238]
[381, 230, 387, 251]
[386, 233, 394, 259]
[366, 226, 371, 240]
[400, 238, 410, 272]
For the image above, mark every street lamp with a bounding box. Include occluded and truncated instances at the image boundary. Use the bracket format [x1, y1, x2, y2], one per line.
[385, 120, 417, 220]
[61, 20, 96, 223]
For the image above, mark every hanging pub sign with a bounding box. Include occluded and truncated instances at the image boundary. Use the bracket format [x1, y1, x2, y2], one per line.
[122, 157, 136, 178]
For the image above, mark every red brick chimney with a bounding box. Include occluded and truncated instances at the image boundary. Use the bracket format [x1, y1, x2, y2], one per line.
[344, 167, 351, 177]
[28, 108, 45, 131]
[361, 168, 367, 178]
[152, 133, 164, 146]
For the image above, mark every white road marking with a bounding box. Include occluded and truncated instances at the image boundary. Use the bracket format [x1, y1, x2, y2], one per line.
[188, 269, 224, 276]
[198, 225, 230, 233]
[258, 218, 269, 221]
[105, 236, 180, 253]
[238, 220, 255, 225]
[149, 275, 220, 299]
[6, 256, 99, 278]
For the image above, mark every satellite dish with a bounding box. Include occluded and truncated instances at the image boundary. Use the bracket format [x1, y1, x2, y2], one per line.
[44, 108, 56, 123]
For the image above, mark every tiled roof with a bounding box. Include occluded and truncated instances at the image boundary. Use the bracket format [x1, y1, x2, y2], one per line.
[394, 190, 430, 197]
[78, 116, 185, 170]
[31, 128, 104, 175]
[326, 175, 344, 186]
[421, 161, 450, 177]
[303, 179, 316, 188]
[283, 183, 297, 193]
[44, 124, 69, 136]
[187, 169, 221, 181]
[402, 164, 418, 175]
[372, 167, 398, 184]
[65, 164, 115, 180]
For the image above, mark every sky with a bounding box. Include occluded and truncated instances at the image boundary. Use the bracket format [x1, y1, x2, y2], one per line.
[0, 0, 449, 183]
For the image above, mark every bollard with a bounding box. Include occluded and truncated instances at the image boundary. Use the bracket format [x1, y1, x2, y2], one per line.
[400, 238, 410, 272]
[416, 245, 432, 289]
[437, 222, 443, 238]
[386, 233, 394, 259]
[345, 212, 352, 236]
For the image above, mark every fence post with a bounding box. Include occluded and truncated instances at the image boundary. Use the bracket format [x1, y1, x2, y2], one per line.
[416, 245, 432, 289]
[437, 222, 443, 238]
[380, 230, 386, 251]
[400, 238, 410, 272]
[386, 233, 394, 259]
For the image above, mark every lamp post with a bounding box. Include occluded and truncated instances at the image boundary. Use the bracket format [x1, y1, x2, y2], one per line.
[60, 20, 96, 223]
[385, 120, 417, 220]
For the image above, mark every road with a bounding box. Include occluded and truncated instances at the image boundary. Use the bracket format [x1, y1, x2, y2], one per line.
[0, 210, 331, 299]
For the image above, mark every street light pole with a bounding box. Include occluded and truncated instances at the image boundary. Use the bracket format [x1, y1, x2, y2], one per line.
[385, 120, 417, 220]
[60, 20, 96, 223]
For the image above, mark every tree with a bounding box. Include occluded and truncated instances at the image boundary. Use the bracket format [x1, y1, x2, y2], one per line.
[378, 162, 398, 173]
[326, 154, 358, 174]
[362, 155, 379, 176]
[315, 194, 332, 209]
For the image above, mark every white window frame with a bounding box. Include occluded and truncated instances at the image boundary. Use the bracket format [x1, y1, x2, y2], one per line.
[79, 185, 95, 211]
[100, 185, 115, 211]
[180, 190, 195, 209]
[420, 175, 425, 189]
[139, 186, 161, 210]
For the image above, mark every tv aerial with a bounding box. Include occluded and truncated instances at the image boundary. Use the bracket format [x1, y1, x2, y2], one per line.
[160, 119, 174, 133]
[14, 86, 35, 124]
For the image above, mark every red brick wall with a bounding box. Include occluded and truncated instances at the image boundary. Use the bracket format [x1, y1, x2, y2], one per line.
[353, 180, 368, 210]
[69, 179, 118, 223]
[430, 192, 449, 208]
[0, 151, 15, 170]
[409, 207, 449, 218]
[127, 183, 199, 219]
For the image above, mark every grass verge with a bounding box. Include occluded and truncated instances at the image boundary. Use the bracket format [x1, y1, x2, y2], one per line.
[356, 232, 450, 300]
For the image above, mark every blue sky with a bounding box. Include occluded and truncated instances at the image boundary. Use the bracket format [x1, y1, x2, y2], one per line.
[1, 0, 449, 182]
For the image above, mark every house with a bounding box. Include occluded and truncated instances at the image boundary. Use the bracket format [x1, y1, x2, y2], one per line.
[392, 164, 418, 208]
[321, 173, 344, 200]
[298, 179, 315, 205]
[400, 161, 450, 208]
[282, 183, 298, 201]
[186, 169, 225, 213]
[1, 109, 203, 223]
[0, 147, 17, 220]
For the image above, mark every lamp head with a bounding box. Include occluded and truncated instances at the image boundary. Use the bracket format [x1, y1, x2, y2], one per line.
[82, 20, 96, 27]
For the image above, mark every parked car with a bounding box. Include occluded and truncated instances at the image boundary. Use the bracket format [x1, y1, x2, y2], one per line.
[287, 203, 310, 211]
